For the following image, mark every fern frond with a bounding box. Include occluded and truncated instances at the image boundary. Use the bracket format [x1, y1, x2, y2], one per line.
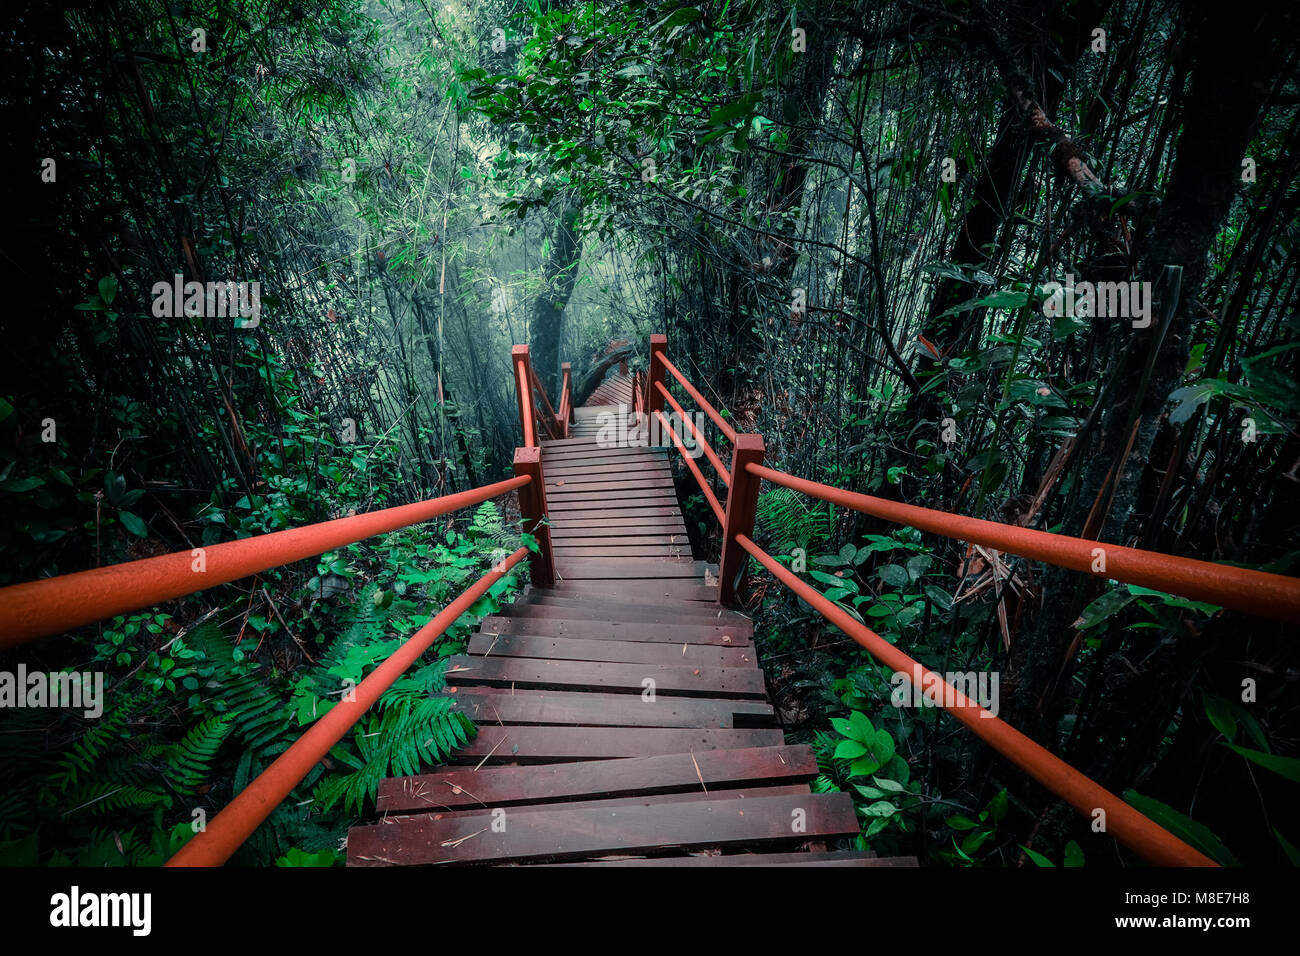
[166, 715, 233, 789]
[60, 782, 170, 818]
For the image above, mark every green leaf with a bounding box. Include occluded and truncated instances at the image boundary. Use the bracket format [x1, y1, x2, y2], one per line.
[708, 92, 761, 126]
[1167, 381, 1220, 425]
[1073, 587, 1136, 629]
[878, 564, 910, 588]
[809, 568, 851, 589]
[834, 739, 869, 760]
[1021, 845, 1055, 867]
[0, 475, 44, 493]
[848, 755, 882, 777]
[962, 828, 993, 855]
[860, 800, 897, 818]
[98, 275, 118, 306]
[947, 814, 979, 831]
[976, 289, 1029, 310]
[1123, 790, 1241, 866]
[653, 6, 702, 30]
[830, 716, 855, 739]
[119, 511, 148, 537]
[1202, 691, 1238, 741]
[848, 710, 874, 742]
[276, 846, 337, 867]
[872, 775, 905, 793]
[864, 816, 890, 838]
[871, 729, 895, 766]
[1064, 840, 1085, 867]
[987, 788, 1008, 824]
[1224, 744, 1300, 783]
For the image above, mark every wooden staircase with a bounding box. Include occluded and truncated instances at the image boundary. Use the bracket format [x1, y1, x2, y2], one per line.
[345, 373, 916, 866]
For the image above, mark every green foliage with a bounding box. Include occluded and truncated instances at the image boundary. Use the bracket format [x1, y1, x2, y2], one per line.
[1122, 791, 1240, 866]
[0, 498, 521, 864]
[756, 487, 834, 554]
[817, 709, 916, 849]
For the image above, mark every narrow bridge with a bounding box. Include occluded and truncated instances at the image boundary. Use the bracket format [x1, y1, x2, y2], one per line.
[2, 335, 1297, 867]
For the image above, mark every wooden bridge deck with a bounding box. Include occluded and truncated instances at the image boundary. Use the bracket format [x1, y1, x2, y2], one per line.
[346, 376, 915, 866]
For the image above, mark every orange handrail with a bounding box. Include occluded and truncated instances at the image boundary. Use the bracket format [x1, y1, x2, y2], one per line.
[655, 380, 731, 486]
[654, 409, 725, 525]
[529, 365, 562, 439]
[638, 330, 1297, 866]
[736, 534, 1217, 867]
[0, 476, 530, 648]
[661, 356, 737, 443]
[746, 463, 1300, 623]
[167, 546, 530, 866]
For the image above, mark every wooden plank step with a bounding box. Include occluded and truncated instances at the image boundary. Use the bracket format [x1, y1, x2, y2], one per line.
[552, 553, 698, 567]
[516, 594, 744, 622]
[539, 437, 605, 448]
[467, 633, 756, 668]
[388, 785, 812, 820]
[477, 615, 751, 645]
[545, 497, 678, 513]
[548, 497, 679, 513]
[376, 745, 810, 813]
[542, 449, 668, 465]
[547, 475, 675, 489]
[546, 494, 676, 509]
[553, 560, 709, 580]
[549, 520, 689, 534]
[552, 546, 691, 559]
[443, 656, 766, 699]
[549, 533, 689, 545]
[551, 581, 718, 602]
[547, 487, 677, 503]
[443, 689, 774, 729]
[573, 404, 623, 419]
[538, 851, 918, 867]
[347, 792, 858, 865]
[545, 461, 671, 477]
[521, 589, 741, 614]
[498, 602, 741, 627]
[447, 726, 784, 762]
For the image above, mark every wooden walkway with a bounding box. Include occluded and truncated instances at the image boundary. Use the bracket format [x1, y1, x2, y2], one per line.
[346, 375, 915, 866]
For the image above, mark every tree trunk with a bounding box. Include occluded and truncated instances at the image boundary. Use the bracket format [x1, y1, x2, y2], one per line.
[531, 195, 583, 397]
[1016, 0, 1289, 737]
